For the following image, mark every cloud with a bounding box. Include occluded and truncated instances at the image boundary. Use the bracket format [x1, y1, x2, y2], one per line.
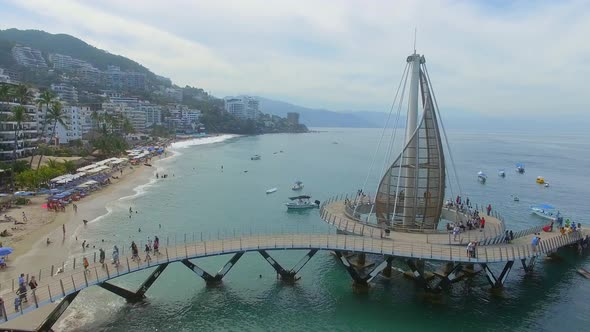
[2, 0, 590, 116]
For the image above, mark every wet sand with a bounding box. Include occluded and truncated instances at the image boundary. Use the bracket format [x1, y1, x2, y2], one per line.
[0, 165, 153, 283]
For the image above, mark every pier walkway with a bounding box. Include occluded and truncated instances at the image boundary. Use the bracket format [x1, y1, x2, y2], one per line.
[0, 228, 587, 331]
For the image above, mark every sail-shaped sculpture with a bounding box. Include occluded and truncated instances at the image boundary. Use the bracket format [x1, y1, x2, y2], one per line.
[375, 56, 445, 231]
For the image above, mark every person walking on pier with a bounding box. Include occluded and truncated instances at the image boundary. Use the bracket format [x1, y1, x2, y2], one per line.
[131, 241, 139, 261]
[144, 244, 151, 263]
[486, 204, 492, 216]
[453, 225, 460, 241]
[153, 236, 160, 255]
[99, 248, 106, 267]
[83, 257, 90, 274]
[112, 245, 120, 267]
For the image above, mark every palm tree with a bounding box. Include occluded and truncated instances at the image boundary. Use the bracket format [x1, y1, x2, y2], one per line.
[10, 105, 28, 191]
[0, 84, 12, 104]
[122, 116, 135, 135]
[14, 84, 33, 105]
[62, 159, 77, 173]
[32, 90, 56, 167]
[36, 101, 67, 169]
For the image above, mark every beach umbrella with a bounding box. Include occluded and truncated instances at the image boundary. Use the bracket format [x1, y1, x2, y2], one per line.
[0, 247, 14, 256]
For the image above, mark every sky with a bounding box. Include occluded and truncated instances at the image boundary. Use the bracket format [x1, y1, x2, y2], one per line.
[1, 0, 589, 118]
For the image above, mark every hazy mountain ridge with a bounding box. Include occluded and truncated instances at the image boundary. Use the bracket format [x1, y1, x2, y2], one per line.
[257, 97, 400, 128]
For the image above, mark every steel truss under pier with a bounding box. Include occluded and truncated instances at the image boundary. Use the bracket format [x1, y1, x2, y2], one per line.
[521, 256, 537, 274]
[181, 252, 244, 285]
[259, 250, 318, 282]
[98, 263, 169, 302]
[335, 252, 392, 288]
[481, 261, 515, 288]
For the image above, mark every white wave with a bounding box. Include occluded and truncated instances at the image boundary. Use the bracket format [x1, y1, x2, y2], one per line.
[169, 134, 239, 150]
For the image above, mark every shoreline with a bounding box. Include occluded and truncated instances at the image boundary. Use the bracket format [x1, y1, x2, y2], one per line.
[1, 165, 153, 282]
[1, 134, 239, 283]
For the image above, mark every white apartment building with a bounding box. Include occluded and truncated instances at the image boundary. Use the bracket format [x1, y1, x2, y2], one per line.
[53, 106, 83, 144]
[51, 83, 79, 104]
[0, 103, 39, 161]
[122, 107, 147, 132]
[224, 96, 260, 120]
[140, 105, 162, 127]
[11, 45, 48, 68]
[48, 53, 92, 70]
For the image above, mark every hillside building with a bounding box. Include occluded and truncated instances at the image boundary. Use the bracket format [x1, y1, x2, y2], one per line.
[0, 103, 39, 161]
[11, 45, 48, 68]
[224, 96, 260, 120]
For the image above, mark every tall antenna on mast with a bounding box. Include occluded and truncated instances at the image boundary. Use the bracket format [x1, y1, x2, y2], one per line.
[413, 27, 417, 54]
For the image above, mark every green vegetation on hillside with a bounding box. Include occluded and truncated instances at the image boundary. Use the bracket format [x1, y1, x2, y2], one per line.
[0, 29, 152, 74]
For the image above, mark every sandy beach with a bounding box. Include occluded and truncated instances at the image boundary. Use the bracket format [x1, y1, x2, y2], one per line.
[0, 164, 153, 284]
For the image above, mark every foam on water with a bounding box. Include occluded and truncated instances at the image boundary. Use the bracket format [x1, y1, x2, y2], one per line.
[169, 134, 239, 150]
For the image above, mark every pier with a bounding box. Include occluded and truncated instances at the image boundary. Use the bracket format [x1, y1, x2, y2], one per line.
[0, 226, 587, 331]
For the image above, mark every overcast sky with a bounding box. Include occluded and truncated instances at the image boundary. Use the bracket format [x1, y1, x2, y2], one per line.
[1, 0, 589, 117]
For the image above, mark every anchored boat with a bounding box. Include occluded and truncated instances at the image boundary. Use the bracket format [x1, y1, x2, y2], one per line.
[266, 187, 277, 194]
[251, 155, 261, 160]
[477, 171, 487, 183]
[286, 195, 319, 210]
[498, 169, 506, 177]
[530, 204, 559, 221]
[516, 163, 525, 174]
[292, 181, 304, 191]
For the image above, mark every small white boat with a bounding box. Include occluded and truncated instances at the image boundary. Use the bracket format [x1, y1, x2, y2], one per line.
[530, 204, 559, 221]
[477, 171, 487, 183]
[266, 187, 278, 194]
[516, 163, 525, 174]
[513, 195, 520, 202]
[498, 169, 506, 177]
[286, 195, 319, 210]
[251, 155, 261, 160]
[292, 181, 304, 191]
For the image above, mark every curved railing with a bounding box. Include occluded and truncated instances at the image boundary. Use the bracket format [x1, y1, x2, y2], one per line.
[320, 194, 506, 244]
[1, 228, 586, 322]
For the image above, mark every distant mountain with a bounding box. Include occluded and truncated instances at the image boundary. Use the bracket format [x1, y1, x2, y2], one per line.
[0, 29, 155, 75]
[257, 97, 399, 128]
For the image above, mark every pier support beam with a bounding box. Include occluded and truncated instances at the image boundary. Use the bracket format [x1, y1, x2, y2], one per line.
[181, 252, 244, 285]
[259, 249, 317, 282]
[36, 290, 80, 332]
[432, 263, 463, 290]
[481, 261, 514, 288]
[335, 252, 391, 290]
[405, 259, 427, 287]
[99, 263, 168, 302]
[382, 257, 394, 278]
[521, 256, 537, 274]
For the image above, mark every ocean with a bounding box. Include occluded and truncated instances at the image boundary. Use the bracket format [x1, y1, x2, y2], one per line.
[58, 128, 590, 331]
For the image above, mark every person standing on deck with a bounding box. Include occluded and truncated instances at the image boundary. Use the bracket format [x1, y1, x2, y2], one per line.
[112, 246, 120, 266]
[487, 204, 492, 216]
[83, 257, 90, 273]
[480, 217, 486, 230]
[99, 248, 106, 267]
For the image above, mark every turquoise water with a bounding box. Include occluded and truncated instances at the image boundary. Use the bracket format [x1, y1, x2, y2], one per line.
[61, 128, 590, 331]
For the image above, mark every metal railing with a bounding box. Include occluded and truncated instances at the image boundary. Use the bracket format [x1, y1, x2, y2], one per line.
[0, 229, 585, 322]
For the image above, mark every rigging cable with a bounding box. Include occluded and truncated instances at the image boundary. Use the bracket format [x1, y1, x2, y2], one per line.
[367, 64, 410, 223]
[423, 63, 463, 198]
[354, 63, 409, 217]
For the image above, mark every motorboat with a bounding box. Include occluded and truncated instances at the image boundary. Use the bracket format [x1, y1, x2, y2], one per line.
[285, 195, 320, 210]
[544, 183, 550, 187]
[266, 188, 278, 194]
[477, 171, 487, 183]
[530, 204, 559, 221]
[251, 155, 261, 160]
[536, 176, 545, 184]
[498, 169, 506, 177]
[516, 163, 525, 174]
[514, 196, 520, 202]
[292, 181, 304, 191]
